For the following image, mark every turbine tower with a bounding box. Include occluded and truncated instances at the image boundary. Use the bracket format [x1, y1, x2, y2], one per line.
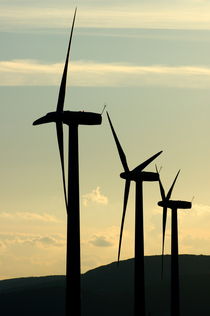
[107, 112, 162, 316]
[33, 10, 102, 316]
[156, 169, 192, 316]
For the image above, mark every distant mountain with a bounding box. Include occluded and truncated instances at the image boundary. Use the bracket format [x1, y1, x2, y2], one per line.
[1, 255, 210, 315]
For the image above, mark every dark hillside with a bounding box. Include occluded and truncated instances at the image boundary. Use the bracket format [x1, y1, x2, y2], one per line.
[1, 255, 210, 315]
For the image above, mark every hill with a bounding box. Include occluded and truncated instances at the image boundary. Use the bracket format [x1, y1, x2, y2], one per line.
[1, 255, 210, 315]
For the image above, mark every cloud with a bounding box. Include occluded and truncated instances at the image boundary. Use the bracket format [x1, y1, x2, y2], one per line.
[0, 241, 6, 250]
[89, 235, 114, 247]
[0, 232, 65, 249]
[145, 203, 210, 256]
[82, 187, 108, 207]
[181, 203, 210, 228]
[2, 59, 210, 89]
[0, 211, 61, 223]
[191, 203, 210, 216]
[0, 231, 66, 279]
[2, 2, 210, 30]
[80, 226, 133, 272]
[181, 234, 210, 254]
[29, 235, 65, 248]
[85, 226, 122, 248]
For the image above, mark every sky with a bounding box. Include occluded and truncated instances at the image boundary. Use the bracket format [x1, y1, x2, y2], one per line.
[1, 0, 210, 280]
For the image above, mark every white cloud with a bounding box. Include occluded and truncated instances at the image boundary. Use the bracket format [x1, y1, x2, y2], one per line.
[191, 203, 210, 216]
[0, 241, 6, 250]
[83, 226, 120, 249]
[2, 59, 210, 88]
[0, 231, 66, 279]
[180, 203, 210, 233]
[0, 211, 61, 223]
[137, 204, 201, 256]
[89, 235, 114, 247]
[0, 232, 65, 249]
[30, 235, 65, 248]
[145, 203, 210, 256]
[82, 186, 108, 207]
[2, 2, 210, 30]
[80, 225, 133, 271]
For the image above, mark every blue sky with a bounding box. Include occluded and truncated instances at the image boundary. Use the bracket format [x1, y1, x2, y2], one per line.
[1, 0, 210, 279]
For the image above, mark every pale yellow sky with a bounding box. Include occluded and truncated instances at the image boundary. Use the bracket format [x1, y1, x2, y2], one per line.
[1, 0, 210, 280]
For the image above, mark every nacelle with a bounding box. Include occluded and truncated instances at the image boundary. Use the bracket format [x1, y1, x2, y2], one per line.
[120, 171, 159, 182]
[141, 171, 159, 182]
[33, 111, 102, 126]
[158, 200, 192, 210]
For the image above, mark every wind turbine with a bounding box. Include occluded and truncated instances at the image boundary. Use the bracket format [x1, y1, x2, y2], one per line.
[107, 112, 162, 316]
[33, 10, 102, 316]
[156, 169, 192, 316]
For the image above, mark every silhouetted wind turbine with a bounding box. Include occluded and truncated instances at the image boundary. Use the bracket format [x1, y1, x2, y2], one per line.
[33, 9, 102, 316]
[107, 112, 162, 316]
[155, 166, 180, 278]
[156, 169, 192, 316]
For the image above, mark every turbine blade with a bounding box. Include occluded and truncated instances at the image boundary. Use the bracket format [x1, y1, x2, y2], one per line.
[56, 8, 77, 112]
[166, 170, 180, 200]
[133, 151, 162, 174]
[56, 122, 68, 211]
[117, 180, 131, 263]
[155, 165, 165, 200]
[161, 206, 167, 278]
[107, 112, 129, 172]
[159, 179, 165, 201]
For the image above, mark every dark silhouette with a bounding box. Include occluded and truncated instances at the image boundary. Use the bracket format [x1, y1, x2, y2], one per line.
[33, 9, 102, 316]
[107, 112, 162, 316]
[156, 169, 192, 316]
[2, 255, 210, 316]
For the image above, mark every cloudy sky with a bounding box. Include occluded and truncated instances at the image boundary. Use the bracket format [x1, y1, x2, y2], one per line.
[1, 0, 210, 280]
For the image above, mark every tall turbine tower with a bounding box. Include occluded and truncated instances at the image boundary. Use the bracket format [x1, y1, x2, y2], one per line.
[107, 112, 162, 316]
[156, 169, 192, 316]
[33, 10, 102, 316]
